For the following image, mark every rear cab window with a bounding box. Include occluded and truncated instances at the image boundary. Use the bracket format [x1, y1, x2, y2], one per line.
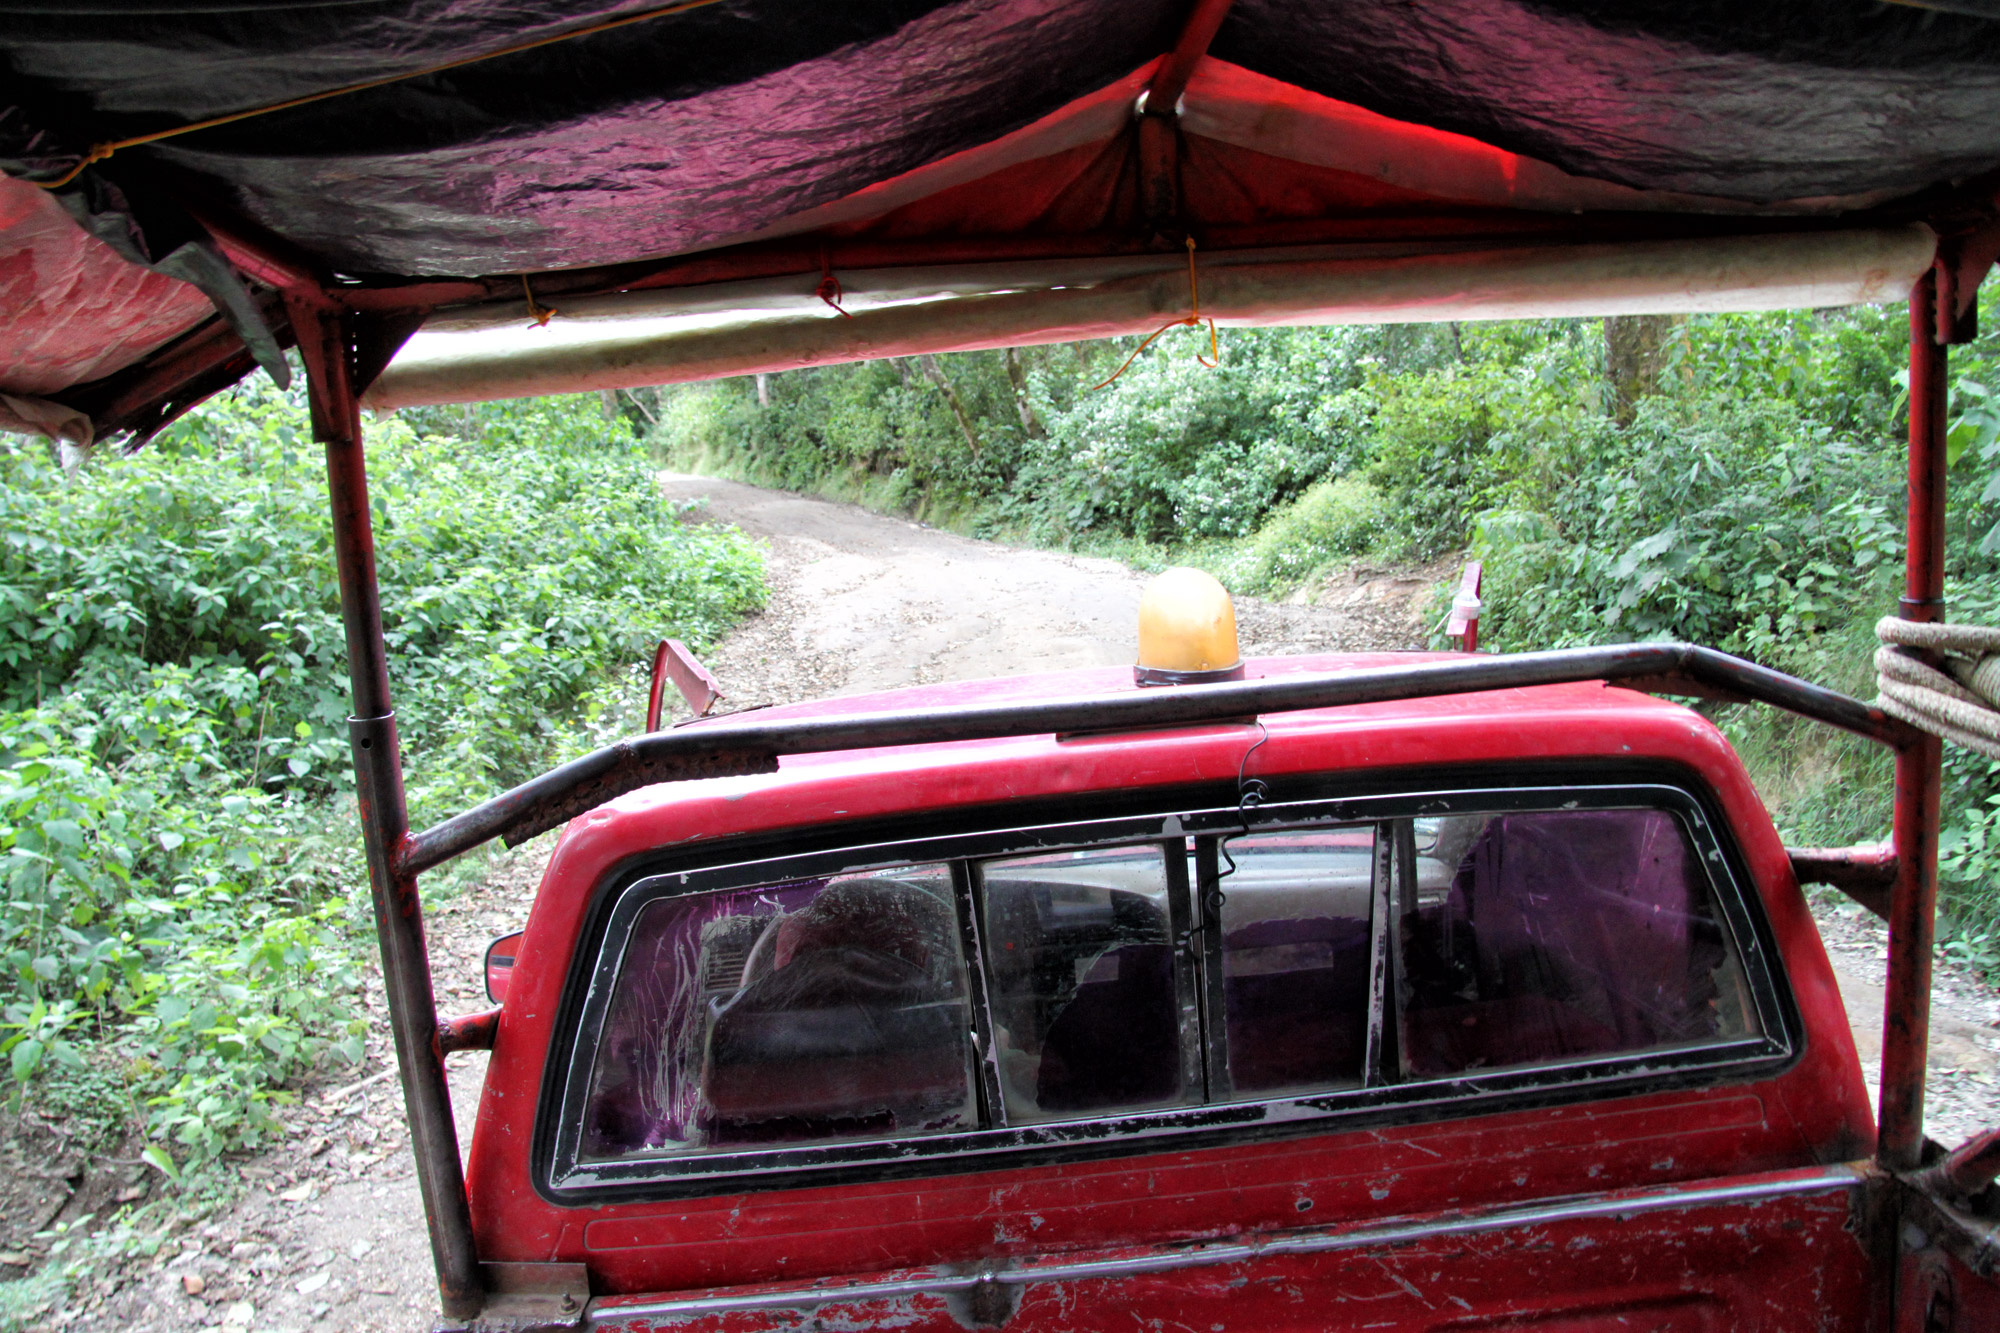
[546, 779, 1790, 1199]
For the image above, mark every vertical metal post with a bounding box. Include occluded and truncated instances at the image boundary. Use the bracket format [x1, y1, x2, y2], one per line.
[1136, 0, 1235, 238]
[1879, 270, 1949, 1172]
[290, 297, 484, 1318]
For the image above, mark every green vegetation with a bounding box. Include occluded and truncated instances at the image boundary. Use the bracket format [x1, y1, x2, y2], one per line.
[0, 378, 763, 1199]
[6, 287, 2000, 1312]
[653, 302, 2000, 966]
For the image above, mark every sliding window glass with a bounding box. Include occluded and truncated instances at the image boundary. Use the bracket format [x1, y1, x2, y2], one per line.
[578, 863, 977, 1161]
[1206, 827, 1378, 1098]
[977, 844, 1195, 1123]
[551, 785, 1783, 1196]
[1392, 808, 1762, 1077]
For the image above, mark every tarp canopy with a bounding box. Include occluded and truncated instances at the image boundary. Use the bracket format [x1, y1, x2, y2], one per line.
[7, 0, 2000, 439]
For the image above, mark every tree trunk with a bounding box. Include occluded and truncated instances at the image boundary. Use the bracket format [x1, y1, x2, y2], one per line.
[1602, 314, 1681, 427]
[1004, 347, 1045, 437]
[918, 354, 982, 455]
[621, 388, 660, 428]
[599, 388, 619, 420]
[755, 373, 770, 407]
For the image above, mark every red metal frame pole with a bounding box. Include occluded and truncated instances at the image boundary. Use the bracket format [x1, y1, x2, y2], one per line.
[289, 297, 484, 1318]
[1879, 269, 1949, 1172]
[1138, 0, 1236, 236]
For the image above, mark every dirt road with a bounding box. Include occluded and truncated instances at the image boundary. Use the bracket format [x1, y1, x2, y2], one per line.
[650, 473, 1433, 708]
[66, 475, 1997, 1332]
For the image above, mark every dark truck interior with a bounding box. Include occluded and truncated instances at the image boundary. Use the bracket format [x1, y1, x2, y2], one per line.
[576, 801, 1759, 1162]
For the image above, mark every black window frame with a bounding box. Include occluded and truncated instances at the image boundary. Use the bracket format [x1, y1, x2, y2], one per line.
[534, 774, 1798, 1205]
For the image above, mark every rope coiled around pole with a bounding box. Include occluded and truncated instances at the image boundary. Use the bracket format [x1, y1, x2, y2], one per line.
[1875, 616, 2000, 759]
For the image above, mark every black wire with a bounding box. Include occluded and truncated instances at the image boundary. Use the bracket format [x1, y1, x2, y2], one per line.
[1214, 721, 1270, 890]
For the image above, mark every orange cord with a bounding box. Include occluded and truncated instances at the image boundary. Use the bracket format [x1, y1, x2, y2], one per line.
[30, 0, 727, 190]
[522, 275, 557, 327]
[1089, 236, 1220, 391]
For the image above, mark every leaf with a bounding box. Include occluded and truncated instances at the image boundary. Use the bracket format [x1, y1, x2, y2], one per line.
[140, 1145, 181, 1182]
[10, 1039, 42, 1083]
[156, 831, 185, 852]
[39, 819, 82, 848]
[1612, 526, 1679, 579]
[1948, 418, 1977, 466]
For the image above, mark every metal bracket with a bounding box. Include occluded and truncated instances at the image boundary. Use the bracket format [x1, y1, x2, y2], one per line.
[438, 1006, 501, 1054]
[1788, 841, 1897, 921]
[1935, 223, 2000, 346]
[434, 1263, 589, 1333]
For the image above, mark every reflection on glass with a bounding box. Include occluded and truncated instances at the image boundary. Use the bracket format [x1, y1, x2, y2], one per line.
[979, 845, 1184, 1122]
[581, 865, 975, 1160]
[1215, 827, 1376, 1096]
[1397, 809, 1759, 1077]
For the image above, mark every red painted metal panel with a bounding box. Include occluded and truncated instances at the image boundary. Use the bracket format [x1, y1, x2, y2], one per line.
[1897, 1195, 2000, 1333]
[1446, 562, 1483, 652]
[590, 1170, 1876, 1331]
[646, 639, 722, 730]
[461, 652, 1874, 1318]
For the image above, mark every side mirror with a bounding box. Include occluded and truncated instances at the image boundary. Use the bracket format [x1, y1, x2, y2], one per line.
[485, 930, 524, 1005]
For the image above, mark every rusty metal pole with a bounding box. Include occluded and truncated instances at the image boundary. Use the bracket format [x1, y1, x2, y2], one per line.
[290, 297, 484, 1318]
[1878, 269, 1949, 1172]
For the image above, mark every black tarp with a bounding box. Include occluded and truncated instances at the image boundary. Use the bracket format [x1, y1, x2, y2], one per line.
[9, 0, 2000, 278]
[10, 0, 2000, 437]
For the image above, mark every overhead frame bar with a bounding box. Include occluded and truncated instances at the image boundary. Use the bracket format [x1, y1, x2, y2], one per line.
[365, 227, 1934, 409]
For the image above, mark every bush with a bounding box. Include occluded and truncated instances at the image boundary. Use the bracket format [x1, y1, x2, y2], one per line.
[0, 372, 768, 1174]
[1470, 397, 1902, 670]
[1231, 477, 1388, 595]
[657, 358, 1024, 520]
[1362, 344, 1598, 560]
[653, 328, 1378, 547]
[1, 379, 765, 818]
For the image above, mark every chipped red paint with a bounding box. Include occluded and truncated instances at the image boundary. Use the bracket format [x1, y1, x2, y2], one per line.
[458, 658, 1878, 1327]
[438, 1006, 502, 1055]
[591, 1168, 1873, 1332]
[1897, 1190, 2000, 1333]
[1881, 272, 1951, 1173]
[292, 312, 483, 1319]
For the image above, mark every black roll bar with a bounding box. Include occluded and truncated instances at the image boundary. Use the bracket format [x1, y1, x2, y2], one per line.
[396, 641, 1914, 879]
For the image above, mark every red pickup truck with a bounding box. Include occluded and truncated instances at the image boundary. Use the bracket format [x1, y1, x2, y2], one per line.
[10, 5, 2000, 1328]
[452, 577, 1989, 1331]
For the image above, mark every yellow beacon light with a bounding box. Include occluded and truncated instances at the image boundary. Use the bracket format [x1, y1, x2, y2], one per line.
[1135, 567, 1244, 686]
